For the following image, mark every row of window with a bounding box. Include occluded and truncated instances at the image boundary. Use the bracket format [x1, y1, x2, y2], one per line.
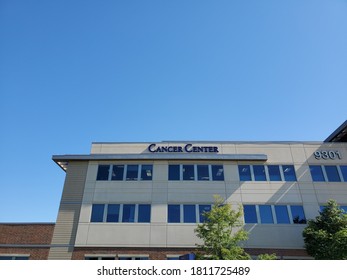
[309, 165, 347, 182]
[91, 204, 151, 223]
[96, 164, 347, 183]
[90, 204, 309, 224]
[243, 205, 306, 224]
[85, 256, 149, 260]
[97, 164, 153, 181]
[169, 164, 224, 181]
[238, 165, 297, 181]
[0, 256, 29, 260]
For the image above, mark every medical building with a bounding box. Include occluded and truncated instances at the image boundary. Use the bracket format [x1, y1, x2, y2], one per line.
[1, 121, 347, 260]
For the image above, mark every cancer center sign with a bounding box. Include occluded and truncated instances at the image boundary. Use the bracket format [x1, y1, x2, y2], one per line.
[148, 143, 219, 153]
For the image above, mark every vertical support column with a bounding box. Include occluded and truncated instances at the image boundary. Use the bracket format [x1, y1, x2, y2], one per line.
[48, 161, 88, 260]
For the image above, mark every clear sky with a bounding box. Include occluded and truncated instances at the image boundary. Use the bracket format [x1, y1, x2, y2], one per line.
[0, 0, 346, 222]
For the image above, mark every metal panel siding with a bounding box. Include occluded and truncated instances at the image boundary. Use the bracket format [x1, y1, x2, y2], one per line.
[48, 162, 88, 259]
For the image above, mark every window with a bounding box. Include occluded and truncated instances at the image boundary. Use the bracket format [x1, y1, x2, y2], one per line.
[97, 165, 110, 180]
[169, 164, 224, 181]
[91, 204, 105, 222]
[274, 205, 290, 224]
[168, 165, 180, 180]
[141, 165, 153, 180]
[0, 255, 29, 260]
[118, 256, 149, 260]
[243, 205, 257, 223]
[268, 165, 281, 181]
[238, 165, 297, 182]
[122, 204, 135, 222]
[309, 166, 325, 182]
[243, 204, 306, 224]
[126, 165, 138, 181]
[111, 165, 124, 180]
[97, 164, 153, 181]
[282, 165, 296, 181]
[91, 204, 151, 223]
[199, 205, 211, 222]
[239, 165, 251, 181]
[138, 204, 151, 223]
[106, 204, 120, 222]
[259, 205, 274, 224]
[253, 165, 266, 181]
[168, 205, 180, 223]
[197, 165, 209, 181]
[325, 165, 341, 182]
[290, 206, 306, 224]
[340, 166, 347, 181]
[183, 205, 196, 223]
[168, 204, 212, 223]
[85, 256, 116, 260]
[212, 165, 224, 181]
[183, 165, 195, 180]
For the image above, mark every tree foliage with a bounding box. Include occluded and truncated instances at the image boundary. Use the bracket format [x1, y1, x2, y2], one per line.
[194, 196, 250, 260]
[303, 199, 347, 260]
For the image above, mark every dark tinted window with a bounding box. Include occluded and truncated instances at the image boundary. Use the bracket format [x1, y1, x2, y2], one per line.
[268, 165, 281, 181]
[253, 165, 266, 181]
[243, 205, 257, 223]
[340, 166, 347, 181]
[239, 165, 251, 181]
[97, 165, 110, 180]
[91, 204, 105, 222]
[259, 205, 274, 223]
[111, 165, 124, 180]
[199, 205, 211, 222]
[310, 166, 325, 181]
[183, 205, 196, 223]
[290, 206, 306, 224]
[141, 165, 153, 180]
[122, 204, 135, 222]
[275, 205, 290, 224]
[138, 204, 151, 222]
[168, 165, 180, 180]
[168, 205, 180, 223]
[325, 166, 341, 182]
[197, 165, 209, 181]
[126, 165, 138, 181]
[282, 165, 297, 181]
[183, 165, 194, 180]
[107, 204, 120, 222]
[212, 165, 224, 181]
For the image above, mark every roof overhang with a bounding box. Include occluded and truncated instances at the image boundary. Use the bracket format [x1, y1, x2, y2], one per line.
[52, 153, 268, 172]
[324, 120, 347, 142]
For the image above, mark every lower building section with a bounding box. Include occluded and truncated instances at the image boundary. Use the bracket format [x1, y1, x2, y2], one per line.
[72, 247, 310, 260]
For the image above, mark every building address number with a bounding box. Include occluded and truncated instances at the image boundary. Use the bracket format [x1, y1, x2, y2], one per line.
[314, 150, 342, 160]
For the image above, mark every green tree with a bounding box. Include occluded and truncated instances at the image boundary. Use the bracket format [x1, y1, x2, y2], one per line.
[194, 196, 250, 260]
[303, 199, 347, 259]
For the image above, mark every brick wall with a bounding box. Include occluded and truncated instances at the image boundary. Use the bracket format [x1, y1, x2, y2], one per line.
[0, 223, 55, 260]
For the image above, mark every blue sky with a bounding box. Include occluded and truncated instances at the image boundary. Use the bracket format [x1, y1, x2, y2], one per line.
[0, 0, 346, 222]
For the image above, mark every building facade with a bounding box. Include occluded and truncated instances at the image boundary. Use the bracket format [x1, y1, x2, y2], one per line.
[1, 121, 347, 260]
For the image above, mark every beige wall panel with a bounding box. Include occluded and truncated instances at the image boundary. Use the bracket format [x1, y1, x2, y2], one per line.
[153, 163, 168, 181]
[151, 191, 168, 203]
[151, 204, 167, 223]
[168, 192, 224, 203]
[220, 144, 236, 154]
[167, 225, 198, 246]
[93, 191, 152, 203]
[74, 224, 89, 245]
[290, 145, 307, 163]
[244, 225, 305, 248]
[78, 204, 92, 223]
[303, 204, 320, 220]
[224, 163, 238, 182]
[296, 165, 312, 182]
[149, 225, 167, 246]
[86, 224, 151, 246]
